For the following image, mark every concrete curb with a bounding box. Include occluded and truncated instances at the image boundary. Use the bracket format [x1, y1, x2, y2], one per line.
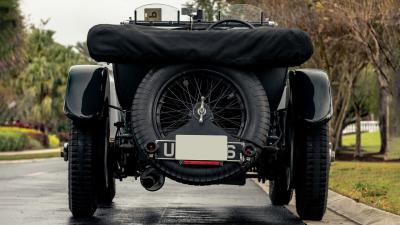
[252, 179, 400, 225]
[0, 148, 61, 156]
[327, 190, 400, 225]
[0, 157, 60, 164]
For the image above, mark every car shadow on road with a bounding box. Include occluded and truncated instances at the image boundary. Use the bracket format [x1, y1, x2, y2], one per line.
[68, 204, 304, 225]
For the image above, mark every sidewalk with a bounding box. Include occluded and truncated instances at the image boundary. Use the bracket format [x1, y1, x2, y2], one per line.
[253, 179, 400, 225]
[0, 148, 61, 156]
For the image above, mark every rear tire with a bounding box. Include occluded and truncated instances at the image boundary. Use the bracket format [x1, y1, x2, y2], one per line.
[270, 105, 294, 206]
[269, 169, 293, 205]
[295, 122, 330, 221]
[68, 122, 98, 217]
[68, 116, 114, 217]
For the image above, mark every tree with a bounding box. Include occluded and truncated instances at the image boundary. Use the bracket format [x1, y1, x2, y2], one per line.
[257, 0, 370, 153]
[258, 0, 400, 157]
[75, 42, 93, 62]
[394, 71, 400, 136]
[0, 86, 17, 124]
[0, 0, 25, 125]
[0, 0, 25, 77]
[325, 0, 400, 156]
[190, 0, 228, 21]
[351, 67, 378, 157]
[15, 26, 90, 131]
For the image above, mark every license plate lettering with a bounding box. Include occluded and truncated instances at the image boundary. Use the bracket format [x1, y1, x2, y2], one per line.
[163, 142, 175, 157]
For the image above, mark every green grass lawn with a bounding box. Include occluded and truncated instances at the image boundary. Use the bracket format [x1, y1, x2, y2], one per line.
[341, 132, 400, 160]
[330, 161, 400, 215]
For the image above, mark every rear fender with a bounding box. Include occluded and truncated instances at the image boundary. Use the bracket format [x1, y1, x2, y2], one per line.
[64, 65, 109, 122]
[290, 69, 333, 124]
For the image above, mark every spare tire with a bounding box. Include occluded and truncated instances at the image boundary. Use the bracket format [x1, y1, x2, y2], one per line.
[131, 64, 269, 185]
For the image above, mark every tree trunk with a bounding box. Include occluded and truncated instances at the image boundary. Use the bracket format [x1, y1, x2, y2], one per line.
[378, 87, 389, 155]
[354, 107, 361, 158]
[394, 71, 400, 136]
[332, 85, 353, 153]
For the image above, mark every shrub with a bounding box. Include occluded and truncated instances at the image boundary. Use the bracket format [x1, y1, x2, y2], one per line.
[0, 126, 42, 134]
[26, 137, 44, 150]
[57, 131, 70, 142]
[0, 131, 29, 152]
[48, 134, 60, 148]
[0, 126, 48, 147]
[0, 126, 63, 151]
[26, 132, 48, 147]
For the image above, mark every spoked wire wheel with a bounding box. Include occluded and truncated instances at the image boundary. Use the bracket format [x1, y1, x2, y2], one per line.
[132, 64, 270, 185]
[154, 69, 246, 137]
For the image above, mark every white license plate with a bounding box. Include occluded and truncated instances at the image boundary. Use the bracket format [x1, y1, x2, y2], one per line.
[175, 135, 228, 161]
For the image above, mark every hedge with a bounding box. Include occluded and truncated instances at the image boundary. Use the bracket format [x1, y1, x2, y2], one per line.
[0, 126, 61, 151]
[48, 134, 60, 148]
[0, 126, 42, 134]
[0, 131, 29, 152]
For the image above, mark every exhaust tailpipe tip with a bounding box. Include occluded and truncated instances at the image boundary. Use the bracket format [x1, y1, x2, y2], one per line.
[140, 167, 165, 192]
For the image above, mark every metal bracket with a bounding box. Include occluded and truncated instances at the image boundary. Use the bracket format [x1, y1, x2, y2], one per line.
[61, 142, 69, 161]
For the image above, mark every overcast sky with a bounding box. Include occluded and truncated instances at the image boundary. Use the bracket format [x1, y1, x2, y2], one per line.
[20, 0, 189, 46]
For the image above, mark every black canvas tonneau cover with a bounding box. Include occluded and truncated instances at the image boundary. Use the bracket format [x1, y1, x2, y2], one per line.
[87, 24, 313, 67]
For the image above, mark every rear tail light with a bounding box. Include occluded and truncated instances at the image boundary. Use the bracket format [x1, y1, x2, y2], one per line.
[243, 145, 256, 157]
[146, 142, 158, 153]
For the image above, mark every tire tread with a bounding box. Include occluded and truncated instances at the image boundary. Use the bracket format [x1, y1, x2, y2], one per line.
[295, 123, 329, 221]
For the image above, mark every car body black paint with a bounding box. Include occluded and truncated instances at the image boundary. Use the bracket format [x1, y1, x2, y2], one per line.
[113, 64, 288, 112]
[291, 69, 333, 123]
[64, 65, 109, 122]
[113, 63, 152, 110]
[65, 65, 331, 124]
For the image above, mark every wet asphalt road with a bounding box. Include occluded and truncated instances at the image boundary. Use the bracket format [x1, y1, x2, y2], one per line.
[0, 158, 353, 225]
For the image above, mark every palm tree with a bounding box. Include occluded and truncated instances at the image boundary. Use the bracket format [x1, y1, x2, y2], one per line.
[16, 27, 89, 131]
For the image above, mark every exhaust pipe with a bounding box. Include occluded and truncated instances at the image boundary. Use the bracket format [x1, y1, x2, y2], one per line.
[140, 167, 165, 191]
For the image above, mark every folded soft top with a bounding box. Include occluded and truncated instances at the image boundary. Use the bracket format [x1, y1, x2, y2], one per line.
[87, 24, 313, 67]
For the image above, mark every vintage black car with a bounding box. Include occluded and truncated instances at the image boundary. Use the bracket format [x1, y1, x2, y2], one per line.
[62, 4, 332, 221]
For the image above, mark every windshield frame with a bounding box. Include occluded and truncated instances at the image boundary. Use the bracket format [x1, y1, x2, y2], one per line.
[216, 4, 265, 23]
[121, 3, 277, 29]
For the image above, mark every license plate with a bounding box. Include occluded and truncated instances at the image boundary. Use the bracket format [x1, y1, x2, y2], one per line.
[176, 135, 227, 161]
[156, 135, 243, 162]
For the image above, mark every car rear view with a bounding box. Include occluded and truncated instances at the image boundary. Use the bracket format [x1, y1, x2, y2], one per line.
[63, 3, 332, 221]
